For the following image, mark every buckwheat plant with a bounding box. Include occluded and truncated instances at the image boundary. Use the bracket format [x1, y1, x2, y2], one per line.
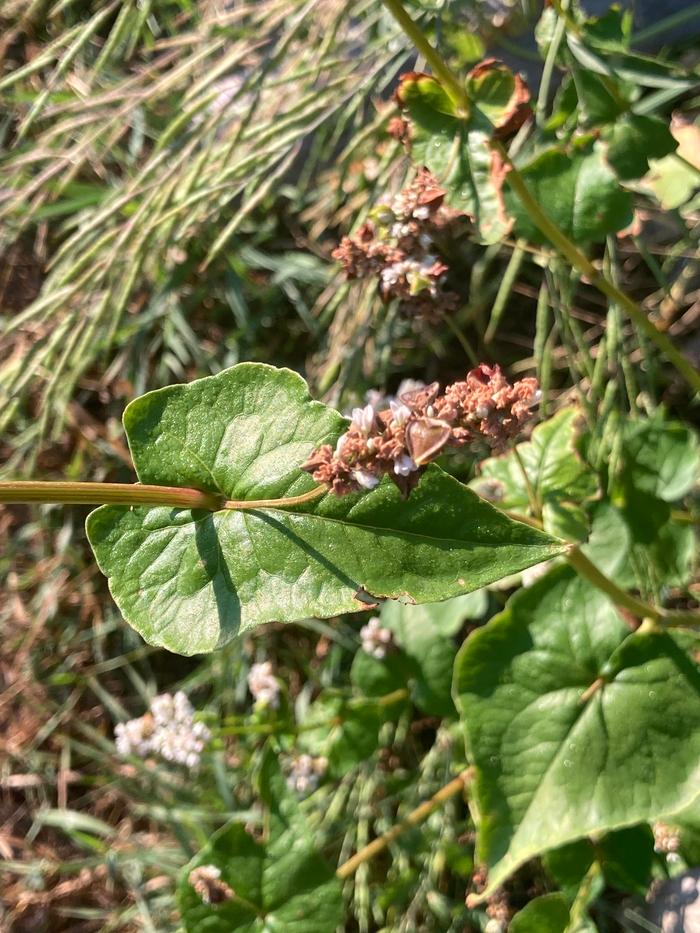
[3, 0, 700, 927]
[115, 692, 211, 769]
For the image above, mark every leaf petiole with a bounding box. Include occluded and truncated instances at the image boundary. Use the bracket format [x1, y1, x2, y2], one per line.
[0, 480, 326, 512]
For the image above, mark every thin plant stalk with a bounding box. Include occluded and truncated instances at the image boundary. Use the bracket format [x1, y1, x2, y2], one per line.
[336, 768, 474, 880]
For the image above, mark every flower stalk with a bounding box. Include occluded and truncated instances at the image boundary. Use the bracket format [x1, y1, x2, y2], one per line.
[566, 545, 700, 628]
[336, 767, 474, 880]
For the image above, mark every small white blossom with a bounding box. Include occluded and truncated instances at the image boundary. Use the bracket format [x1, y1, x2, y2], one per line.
[114, 716, 154, 758]
[396, 378, 425, 399]
[334, 432, 348, 456]
[413, 205, 430, 220]
[360, 616, 393, 659]
[114, 691, 210, 769]
[188, 864, 234, 904]
[353, 468, 380, 490]
[485, 921, 506, 933]
[350, 404, 376, 435]
[654, 822, 681, 856]
[393, 453, 418, 476]
[247, 661, 281, 710]
[389, 400, 412, 427]
[286, 754, 327, 795]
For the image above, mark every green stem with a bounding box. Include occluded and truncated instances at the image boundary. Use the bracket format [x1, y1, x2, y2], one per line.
[566, 545, 700, 628]
[380, 0, 700, 395]
[381, 0, 470, 112]
[216, 689, 410, 737]
[0, 481, 223, 510]
[0, 481, 326, 512]
[512, 445, 541, 520]
[497, 502, 700, 627]
[336, 767, 473, 880]
[501, 163, 700, 394]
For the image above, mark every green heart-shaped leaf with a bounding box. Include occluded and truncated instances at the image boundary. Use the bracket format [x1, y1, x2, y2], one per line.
[87, 364, 563, 654]
[454, 564, 700, 897]
[179, 822, 343, 932]
[505, 141, 633, 244]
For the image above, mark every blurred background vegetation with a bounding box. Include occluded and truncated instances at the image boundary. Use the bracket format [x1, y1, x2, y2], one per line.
[1, 0, 699, 929]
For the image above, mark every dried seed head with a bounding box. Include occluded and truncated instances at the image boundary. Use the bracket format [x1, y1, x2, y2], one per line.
[405, 417, 453, 465]
[332, 170, 460, 320]
[302, 366, 539, 498]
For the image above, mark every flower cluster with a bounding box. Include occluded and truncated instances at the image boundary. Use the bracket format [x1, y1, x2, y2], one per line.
[114, 691, 211, 769]
[188, 865, 234, 905]
[302, 364, 540, 497]
[285, 754, 328, 795]
[360, 617, 394, 659]
[653, 822, 681, 861]
[332, 169, 460, 318]
[247, 661, 281, 710]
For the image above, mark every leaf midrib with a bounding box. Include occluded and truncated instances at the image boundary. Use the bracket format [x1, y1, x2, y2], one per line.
[216, 504, 555, 552]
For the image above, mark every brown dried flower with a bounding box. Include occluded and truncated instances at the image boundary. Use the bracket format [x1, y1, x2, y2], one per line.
[332, 169, 460, 319]
[301, 365, 540, 497]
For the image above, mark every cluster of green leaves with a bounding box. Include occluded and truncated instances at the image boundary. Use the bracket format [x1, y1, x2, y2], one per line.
[395, 6, 699, 246]
[179, 752, 344, 932]
[82, 360, 700, 930]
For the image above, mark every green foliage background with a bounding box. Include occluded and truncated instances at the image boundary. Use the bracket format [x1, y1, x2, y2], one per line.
[1, 0, 699, 930]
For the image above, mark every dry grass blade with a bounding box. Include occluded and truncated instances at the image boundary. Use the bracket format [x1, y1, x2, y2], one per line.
[0, 0, 403, 466]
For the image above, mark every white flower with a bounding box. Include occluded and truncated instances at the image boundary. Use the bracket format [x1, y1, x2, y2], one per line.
[413, 205, 430, 220]
[114, 716, 153, 758]
[353, 468, 380, 490]
[485, 921, 506, 933]
[393, 453, 418, 476]
[114, 692, 211, 769]
[247, 661, 280, 709]
[360, 617, 393, 659]
[350, 404, 376, 435]
[396, 378, 425, 399]
[654, 822, 681, 855]
[390, 221, 412, 238]
[380, 267, 399, 288]
[389, 400, 412, 427]
[286, 754, 327, 795]
[334, 432, 348, 456]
